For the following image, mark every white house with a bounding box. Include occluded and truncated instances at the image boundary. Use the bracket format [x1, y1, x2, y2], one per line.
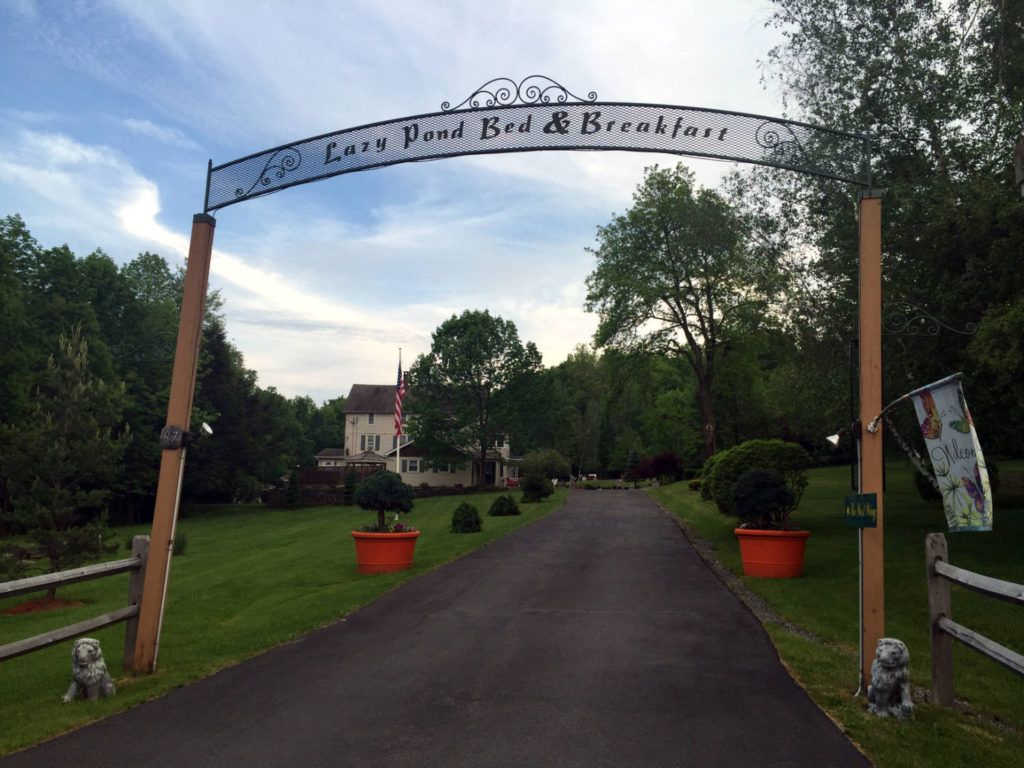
[317, 383, 514, 488]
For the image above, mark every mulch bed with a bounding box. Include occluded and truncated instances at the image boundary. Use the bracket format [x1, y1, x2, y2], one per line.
[1, 597, 85, 615]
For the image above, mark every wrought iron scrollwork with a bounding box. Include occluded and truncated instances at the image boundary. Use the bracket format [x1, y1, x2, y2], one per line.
[882, 302, 978, 336]
[442, 75, 597, 112]
[755, 120, 804, 163]
[235, 147, 302, 200]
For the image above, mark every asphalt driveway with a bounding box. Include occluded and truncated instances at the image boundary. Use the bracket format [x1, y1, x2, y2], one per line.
[2, 491, 870, 768]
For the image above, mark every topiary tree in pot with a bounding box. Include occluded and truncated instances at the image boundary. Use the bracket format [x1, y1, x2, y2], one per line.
[730, 466, 810, 578]
[351, 471, 418, 574]
[353, 471, 415, 532]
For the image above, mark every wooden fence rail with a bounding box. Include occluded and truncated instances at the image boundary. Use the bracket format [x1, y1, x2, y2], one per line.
[926, 532, 1024, 706]
[0, 536, 150, 673]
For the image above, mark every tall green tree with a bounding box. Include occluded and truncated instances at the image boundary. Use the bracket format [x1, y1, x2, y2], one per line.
[292, 394, 347, 453]
[759, 0, 1024, 453]
[586, 164, 779, 458]
[0, 326, 129, 593]
[409, 309, 542, 486]
[184, 319, 306, 503]
[0, 215, 35, 428]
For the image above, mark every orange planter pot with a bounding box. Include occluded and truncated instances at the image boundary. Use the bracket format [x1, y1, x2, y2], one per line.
[734, 528, 810, 578]
[351, 531, 420, 574]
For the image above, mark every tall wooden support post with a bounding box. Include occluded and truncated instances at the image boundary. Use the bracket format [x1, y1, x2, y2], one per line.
[132, 213, 215, 675]
[858, 193, 884, 686]
[123, 535, 150, 673]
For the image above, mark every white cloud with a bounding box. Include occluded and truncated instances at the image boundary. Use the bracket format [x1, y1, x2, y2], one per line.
[2, 0, 790, 401]
[122, 118, 202, 152]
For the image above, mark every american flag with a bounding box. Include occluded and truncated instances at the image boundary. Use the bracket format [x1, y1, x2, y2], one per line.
[395, 362, 407, 437]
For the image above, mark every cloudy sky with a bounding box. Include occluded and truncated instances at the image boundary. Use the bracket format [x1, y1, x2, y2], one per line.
[0, 0, 788, 404]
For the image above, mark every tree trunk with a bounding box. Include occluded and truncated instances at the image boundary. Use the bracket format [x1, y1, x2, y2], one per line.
[697, 377, 717, 458]
[477, 438, 488, 488]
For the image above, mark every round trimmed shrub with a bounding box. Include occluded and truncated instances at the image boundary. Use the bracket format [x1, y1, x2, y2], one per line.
[688, 478, 702, 492]
[520, 474, 554, 503]
[731, 468, 795, 529]
[488, 495, 520, 517]
[708, 439, 811, 517]
[450, 502, 482, 533]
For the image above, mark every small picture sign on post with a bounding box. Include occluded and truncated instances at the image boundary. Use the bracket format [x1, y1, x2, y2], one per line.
[845, 493, 878, 528]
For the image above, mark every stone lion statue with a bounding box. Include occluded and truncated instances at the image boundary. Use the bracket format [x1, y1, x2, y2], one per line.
[62, 637, 116, 703]
[867, 637, 912, 719]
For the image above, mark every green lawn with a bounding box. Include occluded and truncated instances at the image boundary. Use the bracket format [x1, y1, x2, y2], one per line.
[0, 490, 566, 756]
[650, 461, 1024, 768]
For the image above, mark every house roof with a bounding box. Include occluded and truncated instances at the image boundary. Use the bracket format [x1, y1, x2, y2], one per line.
[344, 384, 394, 414]
[316, 448, 346, 458]
[385, 441, 426, 457]
[344, 451, 389, 464]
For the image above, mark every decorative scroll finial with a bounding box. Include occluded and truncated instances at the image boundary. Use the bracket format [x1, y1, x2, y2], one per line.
[442, 75, 597, 112]
[234, 147, 302, 200]
[882, 302, 978, 336]
[755, 120, 805, 163]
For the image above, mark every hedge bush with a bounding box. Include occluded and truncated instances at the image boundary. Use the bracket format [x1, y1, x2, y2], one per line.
[488, 495, 520, 517]
[700, 453, 723, 501]
[707, 439, 811, 517]
[450, 502, 482, 533]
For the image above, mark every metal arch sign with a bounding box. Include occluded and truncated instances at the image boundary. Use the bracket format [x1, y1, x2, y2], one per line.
[205, 75, 871, 212]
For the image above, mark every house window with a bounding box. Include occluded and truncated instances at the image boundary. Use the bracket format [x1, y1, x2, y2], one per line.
[495, 436, 504, 448]
[368, 413, 375, 425]
[361, 435, 380, 452]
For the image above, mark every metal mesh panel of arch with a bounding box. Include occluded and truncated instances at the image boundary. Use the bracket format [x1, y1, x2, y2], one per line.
[205, 77, 870, 211]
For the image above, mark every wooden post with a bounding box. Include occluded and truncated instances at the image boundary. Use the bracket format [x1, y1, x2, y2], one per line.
[927, 533, 955, 706]
[133, 214, 215, 675]
[123, 535, 150, 673]
[859, 193, 884, 686]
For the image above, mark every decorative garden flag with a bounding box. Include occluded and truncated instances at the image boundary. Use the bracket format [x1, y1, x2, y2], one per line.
[909, 374, 992, 531]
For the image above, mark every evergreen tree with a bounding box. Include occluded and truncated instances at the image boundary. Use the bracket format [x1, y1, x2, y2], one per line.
[0, 326, 129, 594]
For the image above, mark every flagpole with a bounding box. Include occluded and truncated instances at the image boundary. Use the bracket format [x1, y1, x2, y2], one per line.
[395, 348, 402, 479]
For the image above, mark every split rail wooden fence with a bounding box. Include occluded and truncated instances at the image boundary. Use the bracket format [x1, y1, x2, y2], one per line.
[0, 535, 150, 672]
[926, 532, 1024, 706]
